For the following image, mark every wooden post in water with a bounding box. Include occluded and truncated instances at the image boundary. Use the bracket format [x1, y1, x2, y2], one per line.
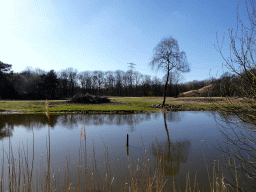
[126, 134, 129, 156]
[126, 134, 129, 146]
[126, 146, 129, 156]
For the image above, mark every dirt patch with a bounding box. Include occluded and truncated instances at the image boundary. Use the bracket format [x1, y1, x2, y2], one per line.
[178, 84, 215, 97]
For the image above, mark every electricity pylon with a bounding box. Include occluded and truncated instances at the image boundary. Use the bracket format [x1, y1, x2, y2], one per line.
[127, 63, 136, 96]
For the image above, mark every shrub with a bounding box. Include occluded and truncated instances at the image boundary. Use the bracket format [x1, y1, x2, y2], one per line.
[69, 93, 111, 104]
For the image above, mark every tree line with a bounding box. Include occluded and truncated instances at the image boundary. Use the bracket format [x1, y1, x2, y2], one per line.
[0, 61, 254, 100]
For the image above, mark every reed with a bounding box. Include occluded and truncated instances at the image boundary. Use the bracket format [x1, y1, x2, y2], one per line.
[0, 132, 233, 191]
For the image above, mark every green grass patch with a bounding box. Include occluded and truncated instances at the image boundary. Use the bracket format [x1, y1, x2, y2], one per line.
[1, 97, 243, 114]
[50, 104, 154, 112]
[0, 98, 161, 114]
[0, 101, 45, 111]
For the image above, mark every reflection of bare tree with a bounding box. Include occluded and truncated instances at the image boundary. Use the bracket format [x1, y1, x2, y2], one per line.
[217, 111, 256, 129]
[145, 113, 151, 121]
[0, 113, 184, 140]
[213, 112, 256, 191]
[114, 114, 144, 130]
[165, 111, 182, 122]
[153, 113, 161, 120]
[76, 114, 152, 132]
[59, 115, 80, 129]
[152, 113, 190, 176]
[93, 115, 104, 126]
[106, 115, 115, 125]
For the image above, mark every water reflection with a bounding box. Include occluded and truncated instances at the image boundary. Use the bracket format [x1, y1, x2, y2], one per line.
[0, 113, 183, 139]
[0, 114, 57, 139]
[152, 113, 190, 176]
[165, 111, 182, 122]
[60, 114, 151, 129]
[212, 111, 256, 191]
[1, 111, 253, 191]
[0, 126, 12, 138]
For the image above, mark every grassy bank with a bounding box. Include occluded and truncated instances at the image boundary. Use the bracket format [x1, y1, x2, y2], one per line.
[0, 97, 245, 114]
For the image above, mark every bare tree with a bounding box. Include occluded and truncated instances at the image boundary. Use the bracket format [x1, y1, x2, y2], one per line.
[105, 71, 115, 95]
[114, 70, 123, 96]
[214, 1, 256, 190]
[216, 0, 256, 119]
[133, 71, 143, 96]
[34, 68, 46, 76]
[150, 37, 190, 106]
[97, 71, 104, 95]
[58, 69, 69, 98]
[85, 71, 92, 94]
[92, 71, 98, 95]
[91, 71, 104, 95]
[152, 76, 162, 96]
[67, 68, 78, 96]
[21, 66, 35, 77]
[126, 70, 133, 96]
[141, 75, 152, 96]
[216, 1, 256, 97]
[78, 72, 87, 93]
[219, 72, 235, 96]
[172, 70, 184, 97]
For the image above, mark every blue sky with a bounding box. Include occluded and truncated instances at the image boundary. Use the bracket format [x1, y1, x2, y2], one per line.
[0, 0, 248, 82]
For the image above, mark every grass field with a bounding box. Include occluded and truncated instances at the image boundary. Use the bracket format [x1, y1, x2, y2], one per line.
[0, 96, 247, 114]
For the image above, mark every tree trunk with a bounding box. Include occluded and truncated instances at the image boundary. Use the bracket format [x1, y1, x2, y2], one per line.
[163, 64, 170, 106]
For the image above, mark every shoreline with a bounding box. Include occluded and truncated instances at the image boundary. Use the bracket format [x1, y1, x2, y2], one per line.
[0, 107, 220, 115]
[0, 96, 243, 115]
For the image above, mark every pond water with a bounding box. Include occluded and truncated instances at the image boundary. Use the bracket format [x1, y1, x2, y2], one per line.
[0, 111, 255, 191]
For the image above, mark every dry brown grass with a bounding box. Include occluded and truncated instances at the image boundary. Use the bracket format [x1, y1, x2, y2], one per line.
[0, 134, 231, 192]
[178, 84, 215, 97]
[112, 96, 242, 106]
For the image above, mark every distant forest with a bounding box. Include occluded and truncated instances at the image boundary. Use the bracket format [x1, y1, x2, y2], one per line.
[0, 61, 254, 100]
